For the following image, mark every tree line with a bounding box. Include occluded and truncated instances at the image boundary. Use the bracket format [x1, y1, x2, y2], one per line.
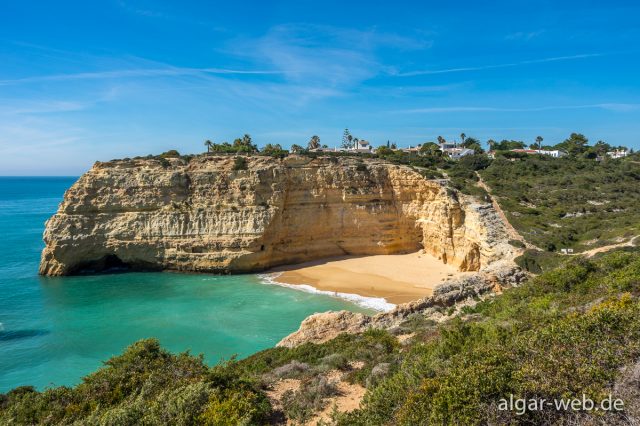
[197, 131, 630, 160]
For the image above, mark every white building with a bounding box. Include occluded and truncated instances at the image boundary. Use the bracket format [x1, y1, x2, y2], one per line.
[607, 149, 629, 159]
[439, 142, 457, 150]
[445, 147, 475, 159]
[438, 142, 474, 159]
[346, 139, 373, 153]
[510, 149, 567, 158]
[542, 150, 567, 158]
[308, 139, 374, 154]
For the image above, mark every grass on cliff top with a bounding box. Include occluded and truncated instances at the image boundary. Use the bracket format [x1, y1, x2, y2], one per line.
[479, 154, 640, 253]
[3, 248, 640, 425]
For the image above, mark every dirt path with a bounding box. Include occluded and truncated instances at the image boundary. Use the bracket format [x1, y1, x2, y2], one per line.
[572, 235, 639, 258]
[474, 172, 540, 250]
[265, 364, 366, 425]
[307, 370, 366, 425]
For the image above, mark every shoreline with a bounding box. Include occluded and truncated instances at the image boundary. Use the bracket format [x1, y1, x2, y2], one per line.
[258, 272, 396, 312]
[262, 252, 466, 310]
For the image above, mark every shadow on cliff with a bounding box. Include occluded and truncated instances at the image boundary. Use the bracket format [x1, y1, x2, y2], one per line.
[71, 254, 161, 275]
[268, 253, 419, 272]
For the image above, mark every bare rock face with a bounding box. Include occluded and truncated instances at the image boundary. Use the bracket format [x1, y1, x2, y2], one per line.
[40, 155, 514, 276]
[277, 311, 372, 347]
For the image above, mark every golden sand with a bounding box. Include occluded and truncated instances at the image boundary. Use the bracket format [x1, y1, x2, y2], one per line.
[271, 252, 464, 304]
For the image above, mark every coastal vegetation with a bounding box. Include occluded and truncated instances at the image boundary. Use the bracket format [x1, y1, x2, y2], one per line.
[201, 134, 258, 154]
[339, 248, 640, 425]
[25, 133, 638, 423]
[232, 156, 248, 171]
[4, 248, 640, 424]
[479, 155, 640, 254]
[0, 339, 271, 425]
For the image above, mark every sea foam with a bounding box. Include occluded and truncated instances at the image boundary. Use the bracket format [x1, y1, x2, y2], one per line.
[257, 273, 396, 312]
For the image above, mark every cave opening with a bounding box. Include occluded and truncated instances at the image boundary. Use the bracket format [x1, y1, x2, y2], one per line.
[71, 254, 158, 275]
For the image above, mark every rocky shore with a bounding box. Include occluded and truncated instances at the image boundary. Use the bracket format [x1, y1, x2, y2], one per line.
[277, 260, 526, 347]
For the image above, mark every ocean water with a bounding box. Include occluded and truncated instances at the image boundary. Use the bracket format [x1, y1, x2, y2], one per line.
[0, 177, 372, 392]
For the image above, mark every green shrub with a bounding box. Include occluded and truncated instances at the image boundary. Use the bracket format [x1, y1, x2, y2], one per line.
[199, 387, 271, 425]
[515, 249, 565, 273]
[260, 143, 288, 158]
[508, 239, 526, 248]
[281, 376, 339, 423]
[272, 360, 310, 378]
[0, 339, 265, 425]
[232, 156, 247, 171]
[458, 154, 491, 171]
[160, 149, 180, 158]
[319, 353, 350, 371]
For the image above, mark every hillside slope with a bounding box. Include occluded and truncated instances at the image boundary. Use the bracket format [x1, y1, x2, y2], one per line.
[479, 156, 640, 253]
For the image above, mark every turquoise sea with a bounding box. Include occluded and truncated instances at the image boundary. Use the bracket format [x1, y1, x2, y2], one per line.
[0, 177, 371, 392]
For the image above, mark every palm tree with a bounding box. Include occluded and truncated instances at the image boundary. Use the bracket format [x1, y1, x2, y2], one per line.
[460, 133, 466, 145]
[536, 136, 544, 151]
[487, 139, 496, 151]
[437, 136, 445, 145]
[204, 140, 214, 153]
[237, 134, 256, 154]
[307, 135, 321, 150]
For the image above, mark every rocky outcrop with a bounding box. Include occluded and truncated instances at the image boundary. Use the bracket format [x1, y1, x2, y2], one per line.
[277, 262, 526, 347]
[40, 155, 515, 276]
[277, 311, 373, 348]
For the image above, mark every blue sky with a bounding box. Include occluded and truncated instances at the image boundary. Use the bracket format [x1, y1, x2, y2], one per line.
[1, 0, 639, 175]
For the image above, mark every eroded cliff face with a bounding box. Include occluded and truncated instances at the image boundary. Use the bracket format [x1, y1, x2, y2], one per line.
[40, 155, 513, 276]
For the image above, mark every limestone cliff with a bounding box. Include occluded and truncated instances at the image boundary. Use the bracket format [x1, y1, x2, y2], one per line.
[40, 155, 513, 276]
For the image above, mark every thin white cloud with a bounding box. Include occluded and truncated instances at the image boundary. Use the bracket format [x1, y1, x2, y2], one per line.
[115, 0, 227, 30]
[393, 53, 610, 77]
[236, 25, 377, 88]
[395, 103, 640, 113]
[0, 101, 86, 115]
[115, 0, 171, 19]
[0, 116, 84, 155]
[0, 66, 283, 86]
[227, 24, 431, 89]
[505, 30, 546, 41]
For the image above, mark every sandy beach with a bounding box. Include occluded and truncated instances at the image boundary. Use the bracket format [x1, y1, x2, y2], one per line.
[270, 251, 464, 305]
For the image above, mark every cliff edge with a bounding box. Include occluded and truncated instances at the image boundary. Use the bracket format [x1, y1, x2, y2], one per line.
[40, 155, 515, 276]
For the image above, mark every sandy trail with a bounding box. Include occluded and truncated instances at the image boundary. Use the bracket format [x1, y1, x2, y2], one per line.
[577, 235, 639, 258]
